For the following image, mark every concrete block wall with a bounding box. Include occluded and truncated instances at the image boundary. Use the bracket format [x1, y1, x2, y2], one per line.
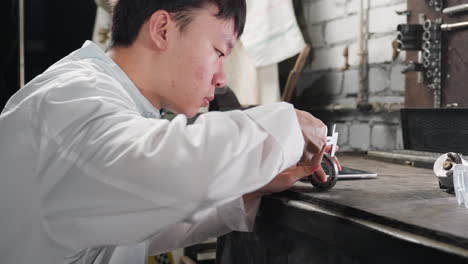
[331, 112, 404, 151]
[292, 0, 407, 151]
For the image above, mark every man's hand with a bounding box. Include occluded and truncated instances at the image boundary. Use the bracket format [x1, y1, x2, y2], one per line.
[243, 110, 330, 205]
[246, 165, 318, 199]
[295, 109, 327, 167]
[242, 164, 326, 212]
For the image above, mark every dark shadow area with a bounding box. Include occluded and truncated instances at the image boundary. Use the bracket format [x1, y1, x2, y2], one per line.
[24, 0, 96, 82]
[1, 0, 20, 109]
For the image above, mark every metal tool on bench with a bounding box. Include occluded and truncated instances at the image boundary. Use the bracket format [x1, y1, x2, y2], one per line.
[307, 124, 340, 191]
[434, 152, 468, 193]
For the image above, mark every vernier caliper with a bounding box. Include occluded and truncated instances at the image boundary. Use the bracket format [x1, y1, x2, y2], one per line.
[307, 124, 340, 191]
[327, 124, 338, 157]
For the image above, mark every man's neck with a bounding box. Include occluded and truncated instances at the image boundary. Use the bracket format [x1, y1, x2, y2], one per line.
[108, 44, 164, 110]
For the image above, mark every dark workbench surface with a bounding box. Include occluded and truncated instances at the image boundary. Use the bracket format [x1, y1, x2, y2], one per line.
[217, 154, 468, 263]
[274, 154, 468, 254]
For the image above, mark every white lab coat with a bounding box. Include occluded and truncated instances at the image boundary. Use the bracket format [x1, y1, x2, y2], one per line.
[0, 41, 304, 264]
[241, 0, 306, 67]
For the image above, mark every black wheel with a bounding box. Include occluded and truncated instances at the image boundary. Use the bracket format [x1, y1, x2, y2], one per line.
[308, 153, 339, 191]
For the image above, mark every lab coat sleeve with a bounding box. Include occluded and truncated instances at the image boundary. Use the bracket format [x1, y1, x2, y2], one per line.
[147, 196, 261, 256]
[38, 73, 303, 250]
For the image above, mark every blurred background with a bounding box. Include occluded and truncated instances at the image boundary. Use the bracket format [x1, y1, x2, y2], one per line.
[4, 0, 468, 175]
[4, 1, 468, 263]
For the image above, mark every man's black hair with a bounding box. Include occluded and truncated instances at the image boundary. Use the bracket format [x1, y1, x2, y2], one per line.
[111, 0, 246, 47]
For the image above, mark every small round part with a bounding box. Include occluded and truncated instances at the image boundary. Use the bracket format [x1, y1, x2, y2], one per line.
[308, 153, 339, 191]
[442, 161, 453, 170]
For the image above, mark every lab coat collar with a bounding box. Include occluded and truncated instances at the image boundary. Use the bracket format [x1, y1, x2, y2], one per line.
[80, 41, 161, 119]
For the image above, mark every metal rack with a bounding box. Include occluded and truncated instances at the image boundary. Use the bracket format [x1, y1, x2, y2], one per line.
[397, 1, 468, 108]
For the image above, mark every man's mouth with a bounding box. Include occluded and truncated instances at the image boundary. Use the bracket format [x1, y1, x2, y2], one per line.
[202, 96, 214, 107]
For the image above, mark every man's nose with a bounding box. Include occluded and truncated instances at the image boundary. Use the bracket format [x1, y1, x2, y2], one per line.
[212, 60, 226, 88]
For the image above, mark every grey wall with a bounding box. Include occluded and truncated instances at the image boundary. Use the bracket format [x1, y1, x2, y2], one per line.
[288, 0, 407, 151]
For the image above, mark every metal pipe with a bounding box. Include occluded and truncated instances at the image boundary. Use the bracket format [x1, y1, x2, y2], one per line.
[443, 4, 468, 15]
[396, 40, 422, 51]
[396, 24, 423, 34]
[357, 0, 371, 111]
[396, 41, 403, 52]
[305, 102, 403, 113]
[396, 32, 422, 42]
[316, 104, 358, 112]
[441, 21, 468, 31]
[401, 62, 424, 73]
[19, 0, 25, 88]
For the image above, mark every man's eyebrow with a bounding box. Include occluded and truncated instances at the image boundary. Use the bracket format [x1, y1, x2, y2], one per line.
[223, 34, 234, 49]
[223, 35, 235, 50]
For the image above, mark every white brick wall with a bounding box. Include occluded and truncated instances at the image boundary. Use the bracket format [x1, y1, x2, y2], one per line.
[391, 64, 406, 92]
[296, 0, 407, 151]
[370, 0, 406, 8]
[325, 15, 359, 44]
[347, 0, 406, 14]
[396, 126, 404, 149]
[348, 42, 360, 67]
[350, 124, 371, 149]
[346, 0, 360, 15]
[369, 3, 407, 34]
[343, 69, 359, 95]
[369, 67, 389, 93]
[306, 24, 325, 47]
[334, 97, 359, 105]
[369, 96, 404, 104]
[309, 45, 348, 71]
[302, 0, 407, 67]
[371, 124, 397, 149]
[307, 0, 346, 24]
[368, 34, 398, 63]
[336, 123, 350, 146]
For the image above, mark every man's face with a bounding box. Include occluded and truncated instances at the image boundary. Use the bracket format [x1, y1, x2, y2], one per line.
[161, 5, 236, 117]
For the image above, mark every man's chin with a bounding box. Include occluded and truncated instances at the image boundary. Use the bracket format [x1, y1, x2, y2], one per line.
[186, 112, 197, 118]
[183, 108, 199, 119]
[165, 105, 200, 119]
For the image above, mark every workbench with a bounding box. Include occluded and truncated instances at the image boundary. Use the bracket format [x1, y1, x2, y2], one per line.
[216, 154, 468, 264]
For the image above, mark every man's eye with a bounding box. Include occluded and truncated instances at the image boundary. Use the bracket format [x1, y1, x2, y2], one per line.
[215, 49, 225, 58]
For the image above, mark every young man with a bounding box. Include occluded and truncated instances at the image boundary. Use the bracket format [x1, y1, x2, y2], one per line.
[0, 0, 328, 263]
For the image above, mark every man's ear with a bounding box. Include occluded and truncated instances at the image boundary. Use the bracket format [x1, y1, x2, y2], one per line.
[148, 10, 172, 50]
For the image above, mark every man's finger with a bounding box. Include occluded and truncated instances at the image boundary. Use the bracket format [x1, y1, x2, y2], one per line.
[297, 144, 326, 167]
[302, 165, 319, 175]
[309, 145, 326, 167]
[333, 156, 342, 171]
[314, 166, 327, 183]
